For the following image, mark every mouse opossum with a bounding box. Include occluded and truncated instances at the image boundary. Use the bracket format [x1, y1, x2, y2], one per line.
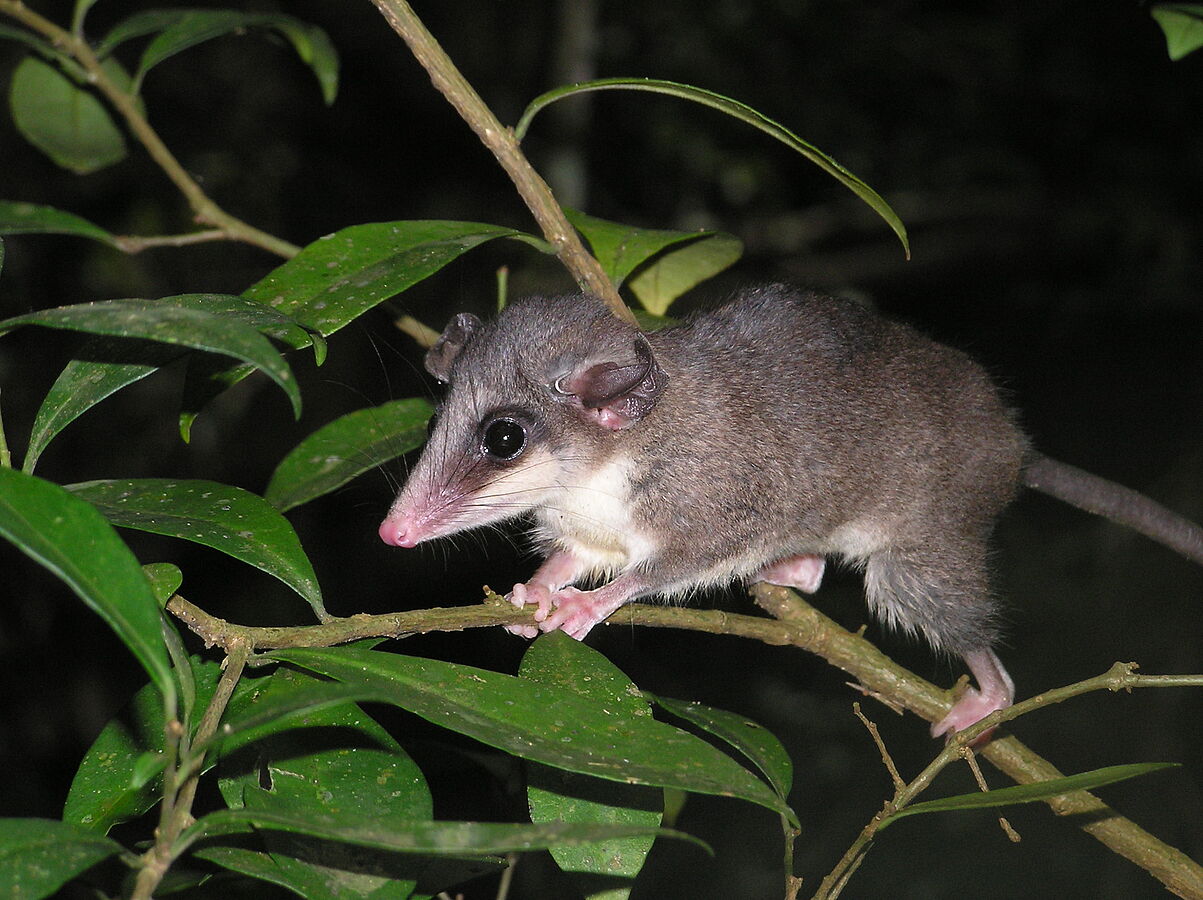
[379, 284, 1203, 736]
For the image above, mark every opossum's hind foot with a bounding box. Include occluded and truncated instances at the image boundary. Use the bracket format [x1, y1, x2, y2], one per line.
[931, 647, 1015, 740]
[756, 553, 826, 593]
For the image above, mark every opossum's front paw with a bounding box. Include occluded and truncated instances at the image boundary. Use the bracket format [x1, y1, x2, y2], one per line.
[930, 686, 1010, 740]
[504, 581, 553, 638]
[539, 587, 612, 641]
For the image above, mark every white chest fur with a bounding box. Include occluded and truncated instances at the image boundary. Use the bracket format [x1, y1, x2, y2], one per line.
[532, 454, 656, 578]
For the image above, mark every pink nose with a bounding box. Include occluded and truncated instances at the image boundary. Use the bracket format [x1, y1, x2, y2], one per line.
[378, 517, 417, 548]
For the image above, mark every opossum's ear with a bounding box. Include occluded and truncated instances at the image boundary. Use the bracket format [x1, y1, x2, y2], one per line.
[425, 313, 481, 383]
[554, 335, 668, 431]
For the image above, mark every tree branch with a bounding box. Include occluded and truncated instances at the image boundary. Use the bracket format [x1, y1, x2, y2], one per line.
[367, 0, 634, 323]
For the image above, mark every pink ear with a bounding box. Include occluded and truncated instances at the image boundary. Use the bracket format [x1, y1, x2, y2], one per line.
[562, 336, 667, 431]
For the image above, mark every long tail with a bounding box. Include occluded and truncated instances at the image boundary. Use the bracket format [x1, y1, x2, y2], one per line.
[1022, 455, 1203, 567]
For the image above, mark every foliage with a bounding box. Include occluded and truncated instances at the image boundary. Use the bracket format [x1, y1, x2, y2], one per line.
[0, 2, 1197, 899]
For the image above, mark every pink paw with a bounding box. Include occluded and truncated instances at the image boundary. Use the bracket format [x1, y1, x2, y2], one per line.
[540, 587, 610, 640]
[505, 581, 553, 638]
[931, 687, 1011, 739]
[757, 553, 826, 594]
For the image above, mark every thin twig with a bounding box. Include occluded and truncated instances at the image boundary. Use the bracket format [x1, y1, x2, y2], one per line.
[367, 0, 633, 323]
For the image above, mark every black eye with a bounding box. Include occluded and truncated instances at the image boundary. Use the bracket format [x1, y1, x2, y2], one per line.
[482, 418, 526, 459]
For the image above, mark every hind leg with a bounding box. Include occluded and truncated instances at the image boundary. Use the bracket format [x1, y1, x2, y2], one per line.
[864, 543, 1014, 737]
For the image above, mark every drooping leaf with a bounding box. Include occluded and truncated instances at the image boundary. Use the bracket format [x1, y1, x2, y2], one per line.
[0, 297, 302, 418]
[23, 340, 180, 474]
[1151, 4, 1203, 60]
[0, 201, 117, 244]
[627, 231, 743, 315]
[265, 398, 433, 511]
[0, 468, 175, 712]
[521, 634, 662, 897]
[8, 56, 129, 174]
[651, 695, 792, 800]
[0, 819, 123, 899]
[878, 763, 1180, 830]
[98, 9, 339, 103]
[67, 478, 326, 620]
[23, 294, 321, 470]
[271, 646, 794, 823]
[519, 78, 909, 257]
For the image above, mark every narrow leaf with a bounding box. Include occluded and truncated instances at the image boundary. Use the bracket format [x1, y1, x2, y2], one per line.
[879, 763, 1180, 830]
[24, 340, 180, 474]
[272, 646, 793, 823]
[0, 819, 122, 899]
[0, 201, 116, 244]
[265, 398, 433, 511]
[9, 56, 128, 174]
[0, 468, 175, 710]
[0, 297, 302, 418]
[652, 695, 792, 799]
[67, 478, 326, 620]
[189, 797, 701, 857]
[519, 78, 909, 256]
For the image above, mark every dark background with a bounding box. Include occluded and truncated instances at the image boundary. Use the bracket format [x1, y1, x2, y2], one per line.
[1, 2, 1201, 898]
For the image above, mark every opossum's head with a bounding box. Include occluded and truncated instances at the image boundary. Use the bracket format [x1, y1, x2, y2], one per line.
[378, 294, 667, 548]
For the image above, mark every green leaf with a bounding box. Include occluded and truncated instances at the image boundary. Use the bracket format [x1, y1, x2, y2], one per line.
[0, 468, 175, 712]
[0, 297, 302, 418]
[651, 695, 792, 799]
[243, 221, 542, 337]
[0, 818, 123, 899]
[99, 10, 339, 103]
[67, 478, 326, 620]
[627, 232, 743, 316]
[879, 763, 1180, 830]
[521, 634, 661, 897]
[8, 56, 127, 174]
[272, 646, 795, 824]
[143, 562, 183, 606]
[519, 78, 909, 257]
[1151, 4, 1203, 59]
[266, 398, 433, 511]
[0, 201, 117, 244]
[65, 678, 170, 831]
[563, 208, 711, 290]
[23, 341, 179, 475]
[191, 797, 700, 858]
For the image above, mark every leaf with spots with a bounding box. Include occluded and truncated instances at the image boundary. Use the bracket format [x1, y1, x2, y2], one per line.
[0, 818, 123, 898]
[208, 666, 434, 899]
[271, 645, 794, 823]
[521, 633, 662, 896]
[242, 220, 544, 337]
[265, 398, 433, 511]
[67, 478, 326, 620]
